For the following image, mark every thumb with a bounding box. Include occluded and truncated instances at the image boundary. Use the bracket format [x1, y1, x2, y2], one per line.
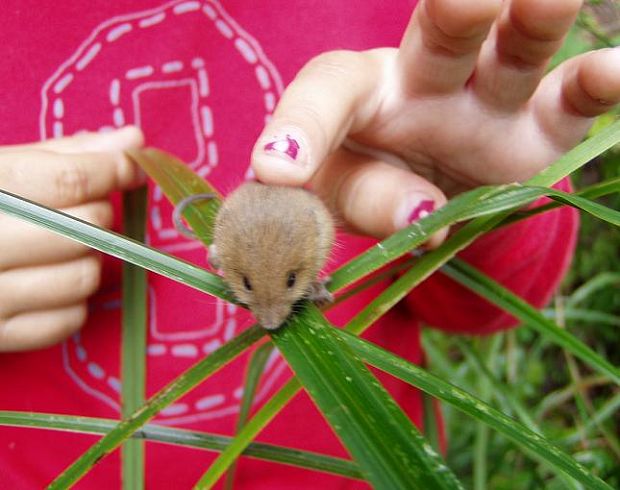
[251, 50, 382, 186]
[312, 148, 449, 247]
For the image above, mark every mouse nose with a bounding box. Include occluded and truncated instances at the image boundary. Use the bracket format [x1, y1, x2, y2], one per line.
[254, 305, 291, 331]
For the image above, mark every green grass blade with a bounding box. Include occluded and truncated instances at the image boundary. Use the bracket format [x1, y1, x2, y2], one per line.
[528, 118, 620, 187]
[0, 189, 233, 302]
[472, 337, 500, 490]
[421, 392, 441, 454]
[197, 378, 303, 487]
[567, 272, 620, 307]
[499, 177, 620, 228]
[456, 338, 540, 433]
[343, 180, 618, 377]
[3, 111, 613, 488]
[2, 130, 618, 310]
[3, 180, 615, 313]
[127, 149, 222, 244]
[335, 330, 614, 490]
[121, 187, 148, 489]
[331, 118, 620, 292]
[442, 259, 620, 385]
[224, 342, 274, 490]
[328, 186, 513, 292]
[540, 188, 620, 225]
[197, 306, 463, 490]
[0, 411, 361, 480]
[535, 375, 610, 421]
[542, 308, 620, 327]
[469, 186, 620, 225]
[266, 306, 462, 490]
[177, 117, 619, 487]
[561, 392, 620, 445]
[47, 326, 265, 489]
[184, 170, 620, 489]
[198, 232, 497, 487]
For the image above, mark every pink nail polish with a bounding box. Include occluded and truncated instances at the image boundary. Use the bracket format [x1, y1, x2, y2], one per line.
[264, 134, 300, 160]
[408, 200, 435, 223]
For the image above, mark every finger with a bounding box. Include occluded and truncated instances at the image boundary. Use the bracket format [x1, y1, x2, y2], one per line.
[251, 50, 381, 186]
[0, 126, 144, 154]
[0, 255, 101, 318]
[311, 148, 448, 247]
[0, 200, 113, 270]
[397, 0, 501, 95]
[0, 304, 87, 352]
[533, 48, 620, 150]
[473, 0, 582, 110]
[0, 149, 146, 207]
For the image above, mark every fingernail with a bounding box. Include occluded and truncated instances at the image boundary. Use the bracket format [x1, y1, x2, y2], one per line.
[262, 129, 305, 165]
[408, 199, 435, 223]
[394, 194, 435, 230]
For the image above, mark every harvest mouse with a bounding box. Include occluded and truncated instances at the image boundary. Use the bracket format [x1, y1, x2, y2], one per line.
[174, 182, 334, 330]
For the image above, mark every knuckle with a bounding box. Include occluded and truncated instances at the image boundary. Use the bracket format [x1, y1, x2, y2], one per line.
[304, 49, 364, 79]
[291, 103, 330, 149]
[421, 27, 481, 58]
[294, 103, 325, 129]
[53, 161, 90, 204]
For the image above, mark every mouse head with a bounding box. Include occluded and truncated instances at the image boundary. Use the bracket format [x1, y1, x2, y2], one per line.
[232, 261, 314, 330]
[214, 216, 322, 329]
[212, 182, 332, 330]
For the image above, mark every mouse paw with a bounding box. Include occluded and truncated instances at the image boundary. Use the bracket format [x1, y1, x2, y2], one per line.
[307, 278, 333, 307]
[207, 244, 221, 270]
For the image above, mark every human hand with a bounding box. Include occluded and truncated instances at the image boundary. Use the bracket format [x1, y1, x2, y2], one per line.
[0, 126, 144, 351]
[251, 0, 620, 245]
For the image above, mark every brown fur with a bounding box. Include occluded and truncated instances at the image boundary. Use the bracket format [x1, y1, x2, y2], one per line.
[211, 182, 333, 329]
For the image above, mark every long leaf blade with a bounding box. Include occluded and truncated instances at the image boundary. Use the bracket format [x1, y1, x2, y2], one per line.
[0, 411, 362, 480]
[442, 259, 620, 385]
[48, 326, 265, 489]
[197, 378, 303, 487]
[330, 118, 620, 291]
[127, 149, 222, 244]
[121, 187, 148, 489]
[160, 122, 620, 487]
[329, 184, 620, 292]
[170, 116, 620, 490]
[232, 306, 462, 490]
[335, 330, 613, 490]
[224, 342, 274, 490]
[528, 118, 620, 187]
[0, 190, 233, 302]
[268, 306, 462, 490]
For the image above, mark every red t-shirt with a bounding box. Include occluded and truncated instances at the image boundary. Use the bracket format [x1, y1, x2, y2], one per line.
[0, 1, 577, 488]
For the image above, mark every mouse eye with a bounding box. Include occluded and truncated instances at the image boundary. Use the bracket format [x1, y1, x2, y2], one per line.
[242, 275, 253, 291]
[286, 271, 297, 288]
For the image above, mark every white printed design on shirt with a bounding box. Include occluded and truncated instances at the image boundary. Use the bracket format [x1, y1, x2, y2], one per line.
[40, 0, 288, 425]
